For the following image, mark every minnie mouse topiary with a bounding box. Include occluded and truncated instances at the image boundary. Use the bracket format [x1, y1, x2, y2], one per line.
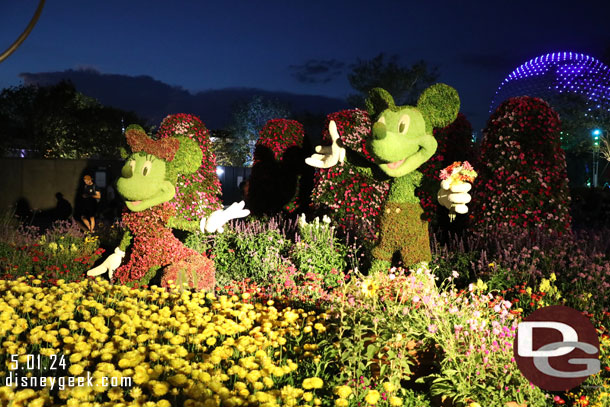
[87, 116, 249, 289]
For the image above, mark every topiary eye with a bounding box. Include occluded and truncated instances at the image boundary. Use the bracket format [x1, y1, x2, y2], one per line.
[142, 160, 152, 176]
[122, 160, 135, 178]
[398, 115, 410, 134]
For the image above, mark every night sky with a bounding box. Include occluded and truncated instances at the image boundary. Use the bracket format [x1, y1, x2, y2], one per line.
[1, 0, 609, 132]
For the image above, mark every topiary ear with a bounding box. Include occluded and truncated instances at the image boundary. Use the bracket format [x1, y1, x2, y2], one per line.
[417, 83, 460, 129]
[166, 136, 203, 182]
[126, 124, 146, 134]
[365, 88, 396, 118]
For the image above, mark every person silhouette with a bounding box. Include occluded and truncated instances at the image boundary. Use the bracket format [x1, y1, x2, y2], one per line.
[54, 192, 72, 220]
[81, 175, 101, 232]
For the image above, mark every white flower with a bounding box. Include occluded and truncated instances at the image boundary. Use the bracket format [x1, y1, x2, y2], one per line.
[298, 213, 307, 227]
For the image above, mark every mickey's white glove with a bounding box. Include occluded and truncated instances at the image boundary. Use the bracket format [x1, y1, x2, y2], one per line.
[200, 201, 250, 233]
[437, 181, 472, 217]
[305, 120, 346, 168]
[87, 247, 125, 280]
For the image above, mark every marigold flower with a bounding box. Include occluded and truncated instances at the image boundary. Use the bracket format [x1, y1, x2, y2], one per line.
[382, 382, 396, 393]
[334, 385, 352, 399]
[68, 364, 84, 376]
[151, 380, 170, 397]
[302, 377, 323, 389]
[389, 396, 403, 406]
[365, 390, 381, 405]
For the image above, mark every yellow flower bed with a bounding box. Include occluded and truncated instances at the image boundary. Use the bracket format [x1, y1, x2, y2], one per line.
[0, 277, 331, 407]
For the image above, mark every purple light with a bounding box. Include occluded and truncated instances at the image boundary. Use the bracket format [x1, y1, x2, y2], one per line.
[490, 51, 610, 114]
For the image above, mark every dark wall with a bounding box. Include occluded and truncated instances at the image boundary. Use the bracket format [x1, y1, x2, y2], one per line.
[217, 166, 251, 206]
[0, 158, 124, 215]
[0, 158, 249, 215]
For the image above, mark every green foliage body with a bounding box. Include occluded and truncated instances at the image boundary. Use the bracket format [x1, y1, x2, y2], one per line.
[316, 84, 460, 272]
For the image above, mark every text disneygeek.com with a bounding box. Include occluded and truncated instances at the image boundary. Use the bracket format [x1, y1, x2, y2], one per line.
[5, 354, 132, 390]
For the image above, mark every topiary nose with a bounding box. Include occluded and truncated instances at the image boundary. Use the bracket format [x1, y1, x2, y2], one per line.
[372, 121, 387, 140]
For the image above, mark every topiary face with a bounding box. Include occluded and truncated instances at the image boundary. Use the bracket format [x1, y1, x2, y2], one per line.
[117, 152, 175, 212]
[370, 106, 437, 178]
[116, 124, 202, 213]
[366, 84, 460, 178]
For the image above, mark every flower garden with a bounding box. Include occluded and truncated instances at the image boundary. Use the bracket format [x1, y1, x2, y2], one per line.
[0, 92, 609, 407]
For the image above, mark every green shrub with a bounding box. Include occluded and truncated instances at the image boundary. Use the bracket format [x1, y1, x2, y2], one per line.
[0, 218, 103, 284]
[291, 214, 347, 289]
[186, 218, 294, 288]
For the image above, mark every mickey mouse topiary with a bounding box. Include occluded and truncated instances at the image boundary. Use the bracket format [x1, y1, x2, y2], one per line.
[307, 84, 469, 272]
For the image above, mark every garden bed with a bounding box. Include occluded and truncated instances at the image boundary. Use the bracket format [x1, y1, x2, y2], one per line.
[0, 212, 609, 407]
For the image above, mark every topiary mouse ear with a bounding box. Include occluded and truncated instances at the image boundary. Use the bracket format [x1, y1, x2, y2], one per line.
[166, 136, 203, 183]
[417, 83, 460, 129]
[365, 88, 396, 119]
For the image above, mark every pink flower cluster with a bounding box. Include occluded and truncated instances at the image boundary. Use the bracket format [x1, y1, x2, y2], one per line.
[439, 161, 477, 185]
[311, 109, 389, 241]
[157, 114, 223, 222]
[473, 97, 571, 232]
[255, 119, 304, 162]
[114, 203, 206, 283]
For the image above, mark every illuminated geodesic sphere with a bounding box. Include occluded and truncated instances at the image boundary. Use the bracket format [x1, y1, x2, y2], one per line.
[490, 52, 610, 114]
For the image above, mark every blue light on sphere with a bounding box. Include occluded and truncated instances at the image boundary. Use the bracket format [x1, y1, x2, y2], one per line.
[490, 52, 610, 114]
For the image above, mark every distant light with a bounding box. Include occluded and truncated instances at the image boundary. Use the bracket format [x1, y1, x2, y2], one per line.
[489, 51, 610, 113]
[216, 167, 225, 176]
[592, 129, 602, 137]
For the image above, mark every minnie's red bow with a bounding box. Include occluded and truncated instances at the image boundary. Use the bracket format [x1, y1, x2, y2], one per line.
[125, 128, 180, 161]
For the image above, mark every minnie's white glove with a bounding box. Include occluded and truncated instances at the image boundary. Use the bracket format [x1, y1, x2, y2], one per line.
[86, 247, 125, 280]
[200, 201, 250, 233]
[305, 120, 346, 168]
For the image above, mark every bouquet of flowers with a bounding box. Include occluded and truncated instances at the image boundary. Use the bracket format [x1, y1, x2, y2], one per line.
[439, 161, 477, 221]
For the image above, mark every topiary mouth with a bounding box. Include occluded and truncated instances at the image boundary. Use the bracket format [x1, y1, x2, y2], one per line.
[122, 181, 176, 212]
[385, 158, 405, 170]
